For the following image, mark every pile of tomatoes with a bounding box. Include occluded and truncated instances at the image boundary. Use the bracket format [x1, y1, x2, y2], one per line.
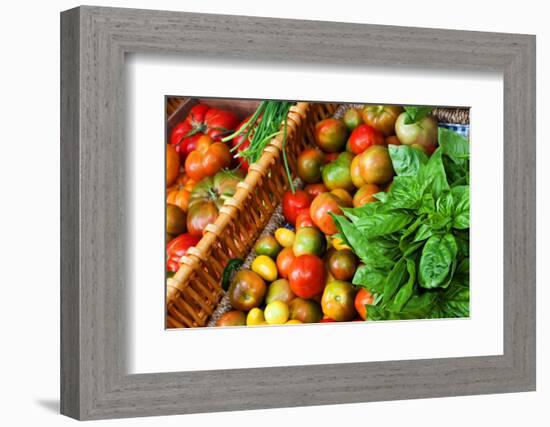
[166, 103, 248, 274]
[217, 105, 434, 326]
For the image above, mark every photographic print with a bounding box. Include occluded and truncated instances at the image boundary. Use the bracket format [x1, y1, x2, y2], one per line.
[165, 98, 470, 328]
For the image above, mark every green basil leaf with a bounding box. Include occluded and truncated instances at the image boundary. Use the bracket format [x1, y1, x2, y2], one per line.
[419, 233, 458, 289]
[388, 258, 416, 312]
[420, 149, 449, 199]
[398, 292, 438, 319]
[439, 127, 469, 165]
[332, 214, 396, 269]
[387, 176, 424, 209]
[354, 212, 412, 238]
[402, 240, 425, 257]
[403, 106, 433, 124]
[382, 257, 408, 305]
[413, 224, 433, 243]
[443, 156, 468, 187]
[451, 185, 470, 229]
[373, 191, 389, 203]
[430, 282, 470, 318]
[353, 264, 386, 294]
[366, 304, 388, 321]
[389, 144, 429, 177]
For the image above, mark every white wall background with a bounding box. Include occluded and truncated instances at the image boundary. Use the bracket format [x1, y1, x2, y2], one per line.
[0, 0, 546, 425]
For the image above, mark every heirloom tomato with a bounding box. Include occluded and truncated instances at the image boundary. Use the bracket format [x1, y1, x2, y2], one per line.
[216, 311, 246, 327]
[394, 110, 438, 154]
[293, 226, 325, 257]
[288, 298, 323, 323]
[357, 145, 395, 185]
[184, 135, 231, 181]
[297, 148, 325, 184]
[310, 192, 344, 235]
[321, 281, 357, 322]
[327, 249, 357, 281]
[314, 118, 348, 152]
[321, 152, 354, 192]
[186, 170, 242, 236]
[361, 105, 403, 136]
[343, 108, 363, 130]
[170, 103, 239, 161]
[228, 270, 266, 312]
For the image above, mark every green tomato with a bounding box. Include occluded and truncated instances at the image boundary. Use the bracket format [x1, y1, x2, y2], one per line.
[322, 152, 354, 192]
[292, 226, 326, 257]
[394, 112, 438, 154]
[254, 235, 282, 259]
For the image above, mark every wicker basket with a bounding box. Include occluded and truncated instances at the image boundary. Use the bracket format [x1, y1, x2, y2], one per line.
[166, 100, 337, 328]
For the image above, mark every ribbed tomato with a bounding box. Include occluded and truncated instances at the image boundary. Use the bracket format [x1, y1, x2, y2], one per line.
[184, 135, 232, 181]
[170, 103, 239, 162]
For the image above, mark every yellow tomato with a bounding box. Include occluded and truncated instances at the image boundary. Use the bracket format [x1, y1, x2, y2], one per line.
[332, 236, 351, 251]
[274, 228, 295, 248]
[251, 255, 278, 282]
[285, 319, 302, 325]
[246, 308, 265, 326]
[264, 301, 290, 325]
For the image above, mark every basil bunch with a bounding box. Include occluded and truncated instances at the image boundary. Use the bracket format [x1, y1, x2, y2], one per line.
[332, 128, 470, 320]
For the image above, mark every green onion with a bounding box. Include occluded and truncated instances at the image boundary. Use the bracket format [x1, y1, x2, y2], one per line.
[222, 101, 295, 193]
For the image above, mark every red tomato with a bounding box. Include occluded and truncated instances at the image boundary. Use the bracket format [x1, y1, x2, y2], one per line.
[304, 183, 328, 199]
[170, 104, 239, 162]
[282, 190, 311, 225]
[295, 208, 315, 229]
[166, 233, 201, 272]
[288, 254, 327, 298]
[354, 288, 375, 320]
[348, 124, 385, 155]
[319, 318, 336, 323]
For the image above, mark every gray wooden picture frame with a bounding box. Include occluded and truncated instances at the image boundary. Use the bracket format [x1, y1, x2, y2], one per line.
[60, 5, 536, 420]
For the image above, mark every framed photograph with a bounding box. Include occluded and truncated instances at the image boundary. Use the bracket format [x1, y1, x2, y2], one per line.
[61, 6, 536, 420]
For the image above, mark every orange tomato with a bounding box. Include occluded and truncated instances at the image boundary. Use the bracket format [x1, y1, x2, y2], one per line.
[166, 144, 180, 187]
[310, 192, 344, 235]
[184, 135, 231, 181]
[166, 174, 196, 212]
[276, 247, 296, 279]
